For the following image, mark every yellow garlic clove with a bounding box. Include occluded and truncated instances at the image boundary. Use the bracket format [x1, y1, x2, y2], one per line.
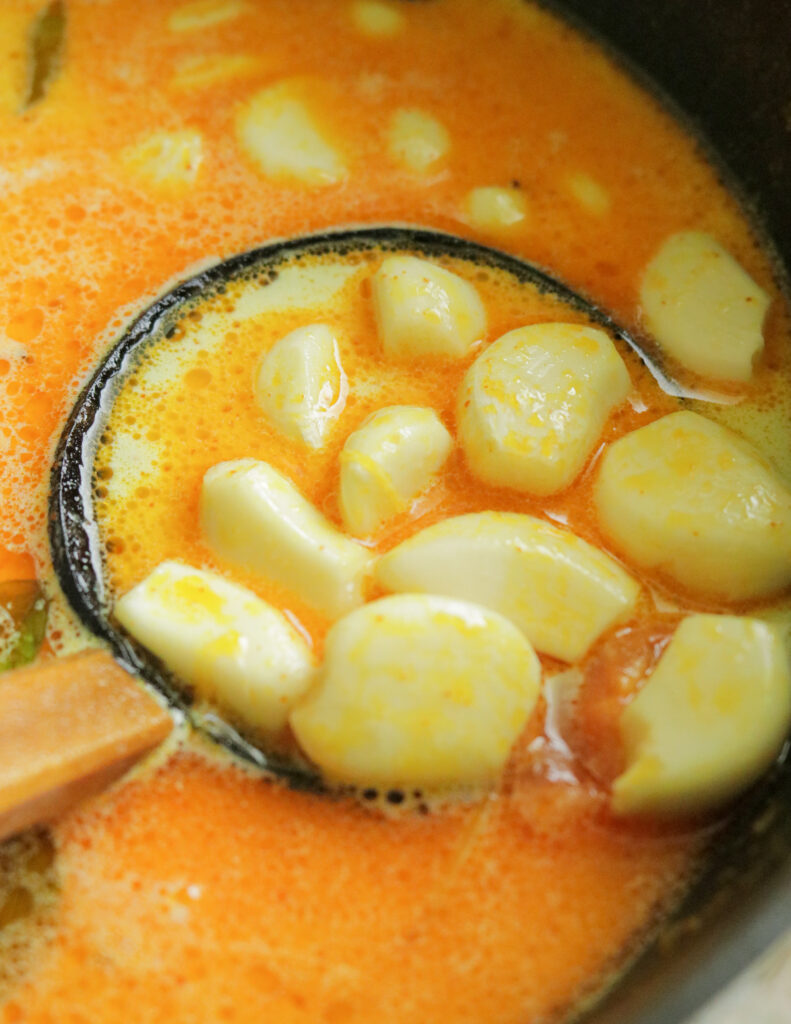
[372, 255, 487, 359]
[170, 54, 261, 92]
[168, 0, 247, 33]
[236, 82, 346, 186]
[201, 459, 373, 619]
[565, 172, 611, 217]
[290, 594, 541, 788]
[594, 410, 791, 601]
[463, 186, 529, 233]
[376, 511, 639, 661]
[120, 130, 204, 191]
[254, 324, 346, 449]
[613, 615, 791, 815]
[387, 108, 450, 174]
[115, 561, 315, 733]
[340, 405, 452, 537]
[351, 1, 405, 37]
[640, 231, 770, 382]
[458, 322, 631, 495]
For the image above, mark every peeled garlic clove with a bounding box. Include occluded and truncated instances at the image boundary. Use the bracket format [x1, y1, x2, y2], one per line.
[372, 255, 487, 359]
[121, 130, 204, 190]
[289, 594, 541, 788]
[387, 108, 450, 174]
[170, 54, 261, 92]
[594, 410, 791, 601]
[565, 172, 610, 217]
[458, 322, 631, 495]
[115, 561, 315, 733]
[340, 405, 452, 536]
[351, 0, 404, 37]
[612, 615, 791, 816]
[168, 0, 247, 32]
[236, 82, 346, 186]
[640, 231, 770, 382]
[254, 323, 346, 448]
[463, 186, 528, 233]
[376, 511, 639, 662]
[201, 459, 373, 619]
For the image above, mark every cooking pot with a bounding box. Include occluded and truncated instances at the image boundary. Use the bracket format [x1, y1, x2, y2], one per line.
[8, 1, 789, 1020]
[553, 1, 791, 1020]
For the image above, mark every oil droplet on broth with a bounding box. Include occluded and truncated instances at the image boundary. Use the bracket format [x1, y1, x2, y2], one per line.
[183, 367, 212, 389]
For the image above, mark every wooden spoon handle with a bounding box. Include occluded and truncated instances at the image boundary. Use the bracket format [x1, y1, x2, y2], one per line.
[0, 649, 173, 842]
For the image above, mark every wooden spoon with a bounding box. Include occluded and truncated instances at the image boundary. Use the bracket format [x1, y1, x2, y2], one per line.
[0, 649, 172, 842]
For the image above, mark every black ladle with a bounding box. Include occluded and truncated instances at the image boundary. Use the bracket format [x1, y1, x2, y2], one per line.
[48, 225, 671, 788]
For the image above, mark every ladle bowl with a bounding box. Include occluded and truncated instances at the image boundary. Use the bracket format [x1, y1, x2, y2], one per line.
[48, 224, 666, 784]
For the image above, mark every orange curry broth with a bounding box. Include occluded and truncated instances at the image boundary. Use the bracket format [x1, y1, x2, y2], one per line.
[0, 0, 786, 1021]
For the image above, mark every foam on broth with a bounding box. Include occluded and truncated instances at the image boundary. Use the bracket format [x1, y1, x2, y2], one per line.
[0, 0, 789, 1021]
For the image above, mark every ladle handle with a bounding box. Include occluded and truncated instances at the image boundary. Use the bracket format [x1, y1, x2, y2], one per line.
[0, 649, 172, 842]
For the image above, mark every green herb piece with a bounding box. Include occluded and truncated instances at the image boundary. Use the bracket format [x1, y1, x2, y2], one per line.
[23, 0, 66, 110]
[0, 580, 48, 673]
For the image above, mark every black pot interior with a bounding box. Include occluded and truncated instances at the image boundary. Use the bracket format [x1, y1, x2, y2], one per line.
[552, 2, 791, 1022]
